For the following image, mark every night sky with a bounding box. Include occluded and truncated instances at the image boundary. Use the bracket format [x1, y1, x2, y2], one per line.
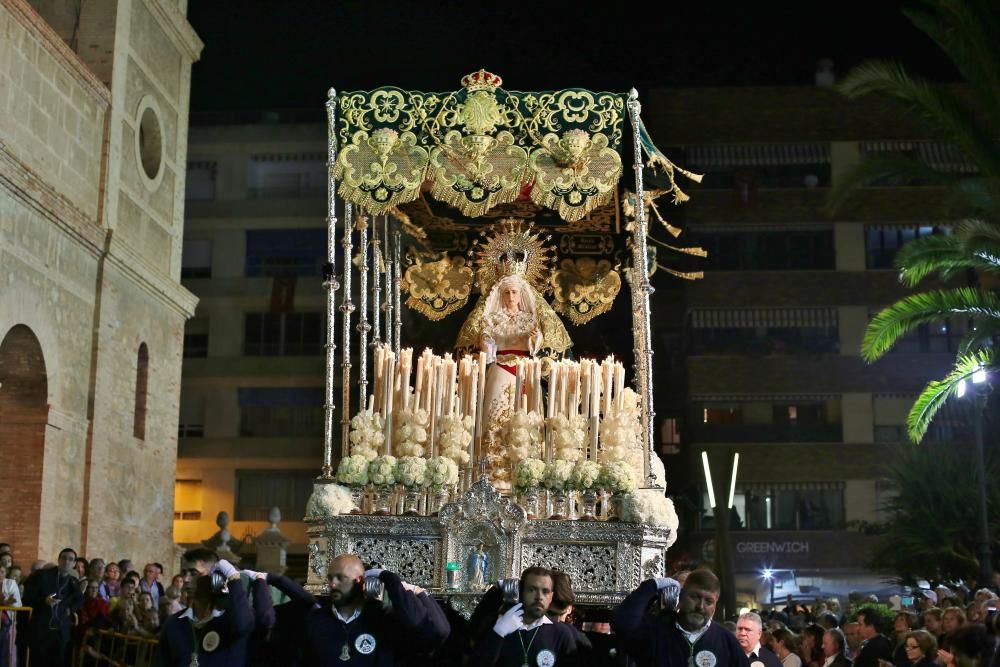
[187, 1, 960, 112]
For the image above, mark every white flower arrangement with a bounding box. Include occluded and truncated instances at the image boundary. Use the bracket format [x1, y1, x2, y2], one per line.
[504, 411, 545, 464]
[570, 460, 602, 491]
[305, 482, 357, 517]
[598, 410, 642, 464]
[622, 488, 679, 533]
[436, 414, 473, 466]
[549, 414, 588, 462]
[368, 455, 398, 487]
[349, 411, 385, 460]
[335, 454, 370, 487]
[424, 456, 459, 489]
[393, 408, 429, 458]
[513, 458, 546, 491]
[395, 455, 428, 489]
[543, 459, 575, 492]
[599, 460, 637, 494]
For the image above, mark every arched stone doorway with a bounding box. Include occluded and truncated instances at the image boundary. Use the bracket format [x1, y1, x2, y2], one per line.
[0, 325, 49, 560]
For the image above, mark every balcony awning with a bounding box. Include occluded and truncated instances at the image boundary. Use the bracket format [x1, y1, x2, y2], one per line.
[685, 143, 831, 168]
[689, 308, 838, 329]
[860, 140, 977, 173]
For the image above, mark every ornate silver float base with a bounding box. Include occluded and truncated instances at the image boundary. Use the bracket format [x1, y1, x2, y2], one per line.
[305, 476, 672, 614]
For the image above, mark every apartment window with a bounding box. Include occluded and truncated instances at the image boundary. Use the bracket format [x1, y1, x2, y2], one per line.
[174, 480, 203, 520]
[865, 225, 946, 269]
[183, 318, 209, 358]
[247, 153, 326, 199]
[696, 230, 834, 271]
[245, 228, 326, 277]
[702, 482, 845, 531]
[178, 397, 205, 438]
[244, 312, 322, 356]
[181, 239, 212, 279]
[235, 469, 316, 521]
[238, 387, 324, 437]
[185, 161, 217, 201]
[690, 398, 842, 443]
[860, 141, 977, 185]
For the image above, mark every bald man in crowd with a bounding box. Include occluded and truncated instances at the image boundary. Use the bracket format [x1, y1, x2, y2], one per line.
[303, 553, 447, 665]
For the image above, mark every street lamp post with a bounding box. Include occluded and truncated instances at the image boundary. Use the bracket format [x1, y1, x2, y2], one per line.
[958, 369, 993, 587]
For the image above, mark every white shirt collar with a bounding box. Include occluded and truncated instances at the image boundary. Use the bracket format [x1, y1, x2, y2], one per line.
[522, 615, 553, 631]
[679, 619, 712, 644]
[180, 607, 224, 628]
[333, 606, 362, 624]
[747, 642, 763, 657]
[823, 656, 837, 667]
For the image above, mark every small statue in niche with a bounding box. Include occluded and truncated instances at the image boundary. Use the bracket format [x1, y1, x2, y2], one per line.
[466, 542, 488, 589]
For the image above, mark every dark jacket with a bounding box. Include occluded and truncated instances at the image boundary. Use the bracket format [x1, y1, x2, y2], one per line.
[302, 570, 444, 666]
[259, 573, 318, 667]
[749, 645, 784, 667]
[855, 634, 895, 667]
[472, 620, 581, 667]
[23, 567, 84, 643]
[612, 580, 750, 667]
[157, 579, 255, 667]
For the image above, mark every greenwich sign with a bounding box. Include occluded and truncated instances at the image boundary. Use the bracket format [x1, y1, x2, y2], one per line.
[736, 540, 810, 554]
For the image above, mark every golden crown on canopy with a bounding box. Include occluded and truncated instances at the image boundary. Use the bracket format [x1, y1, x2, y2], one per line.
[461, 69, 503, 93]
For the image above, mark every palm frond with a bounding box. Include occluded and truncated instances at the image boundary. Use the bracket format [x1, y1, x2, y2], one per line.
[958, 318, 1000, 355]
[907, 348, 996, 442]
[903, 0, 1000, 123]
[956, 178, 1000, 220]
[862, 288, 1000, 361]
[893, 233, 968, 286]
[825, 154, 958, 215]
[957, 219, 1000, 267]
[836, 61, 1000, 177]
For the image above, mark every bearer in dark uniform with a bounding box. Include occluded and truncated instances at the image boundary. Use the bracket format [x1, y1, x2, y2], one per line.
[472, 565, 580, 666]
[303, 553, 447, 665]
[612, 569, 749, 667]
[158, 559, 255, 666]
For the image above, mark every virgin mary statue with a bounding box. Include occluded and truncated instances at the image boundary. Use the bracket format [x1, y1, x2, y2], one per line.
[456, 240, 572, 488]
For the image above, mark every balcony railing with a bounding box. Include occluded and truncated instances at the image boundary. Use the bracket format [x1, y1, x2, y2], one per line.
[687, 422, 843, 443]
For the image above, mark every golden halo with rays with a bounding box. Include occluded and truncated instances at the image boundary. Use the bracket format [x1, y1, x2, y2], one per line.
[469, 218, 556, 295]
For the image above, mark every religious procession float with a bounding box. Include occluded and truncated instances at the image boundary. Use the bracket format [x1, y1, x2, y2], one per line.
[304, 70, 706, 615]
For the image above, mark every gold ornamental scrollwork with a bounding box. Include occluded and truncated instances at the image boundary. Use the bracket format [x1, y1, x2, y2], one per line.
[528, 130, 622, 223]
[551, 257, 622, 325]
[428, 131, 529, 218]
[334, 128, 429, 215]
[401, 256, 475, 321]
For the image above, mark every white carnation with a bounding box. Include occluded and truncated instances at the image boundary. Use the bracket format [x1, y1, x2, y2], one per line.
[349, 412, 385, 460]
[513, 458, 546, 491]
[570, 460, 601, 491]
[543, 459, 575, 492]
[437, 414, 473, 466]
[504, 412, 545, 464]
[368, 455, 398, 487]
[305, 482, 357, 517]
[599, 460, 637, 494]
[622, 489, 679, 535]
[335, 454, 370, 486]
[549, 414, 588, 462]
[395, 456, 428, 489]
[424, 456, 459, 489]
[393, 409, 429, 458]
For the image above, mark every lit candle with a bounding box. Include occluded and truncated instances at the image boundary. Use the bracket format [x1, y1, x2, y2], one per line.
[547, 361, 559, 419]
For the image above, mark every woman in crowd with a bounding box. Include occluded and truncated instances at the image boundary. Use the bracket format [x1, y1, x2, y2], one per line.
[903, 629, 938, 667]
[799, 623, 825, 667]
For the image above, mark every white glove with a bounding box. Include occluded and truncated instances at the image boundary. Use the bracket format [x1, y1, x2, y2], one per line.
[364, 568, 385, 579]
[654, 577, 680, 591]
[241, 569, 266, 580]
[401, 581, 416, 592]
[214, 559, 238, 579]
[493, 602, 524, 637]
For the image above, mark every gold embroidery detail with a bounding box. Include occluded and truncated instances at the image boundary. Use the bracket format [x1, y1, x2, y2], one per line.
[334, 129, 428, 214]
[528, 131, 622, 223]
[428, 131, 529, 218]
[401, 257, 474, 321]
[551, 258, 622, 325]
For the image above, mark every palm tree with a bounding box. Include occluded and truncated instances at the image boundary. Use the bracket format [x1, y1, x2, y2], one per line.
[829, 0, 1000, 442]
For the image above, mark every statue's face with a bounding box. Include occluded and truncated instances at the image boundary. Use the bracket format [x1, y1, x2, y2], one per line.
[501, 284, 521, 310]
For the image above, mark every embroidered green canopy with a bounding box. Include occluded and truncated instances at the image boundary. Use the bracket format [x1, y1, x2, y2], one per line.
[333, 69, 628, 223]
